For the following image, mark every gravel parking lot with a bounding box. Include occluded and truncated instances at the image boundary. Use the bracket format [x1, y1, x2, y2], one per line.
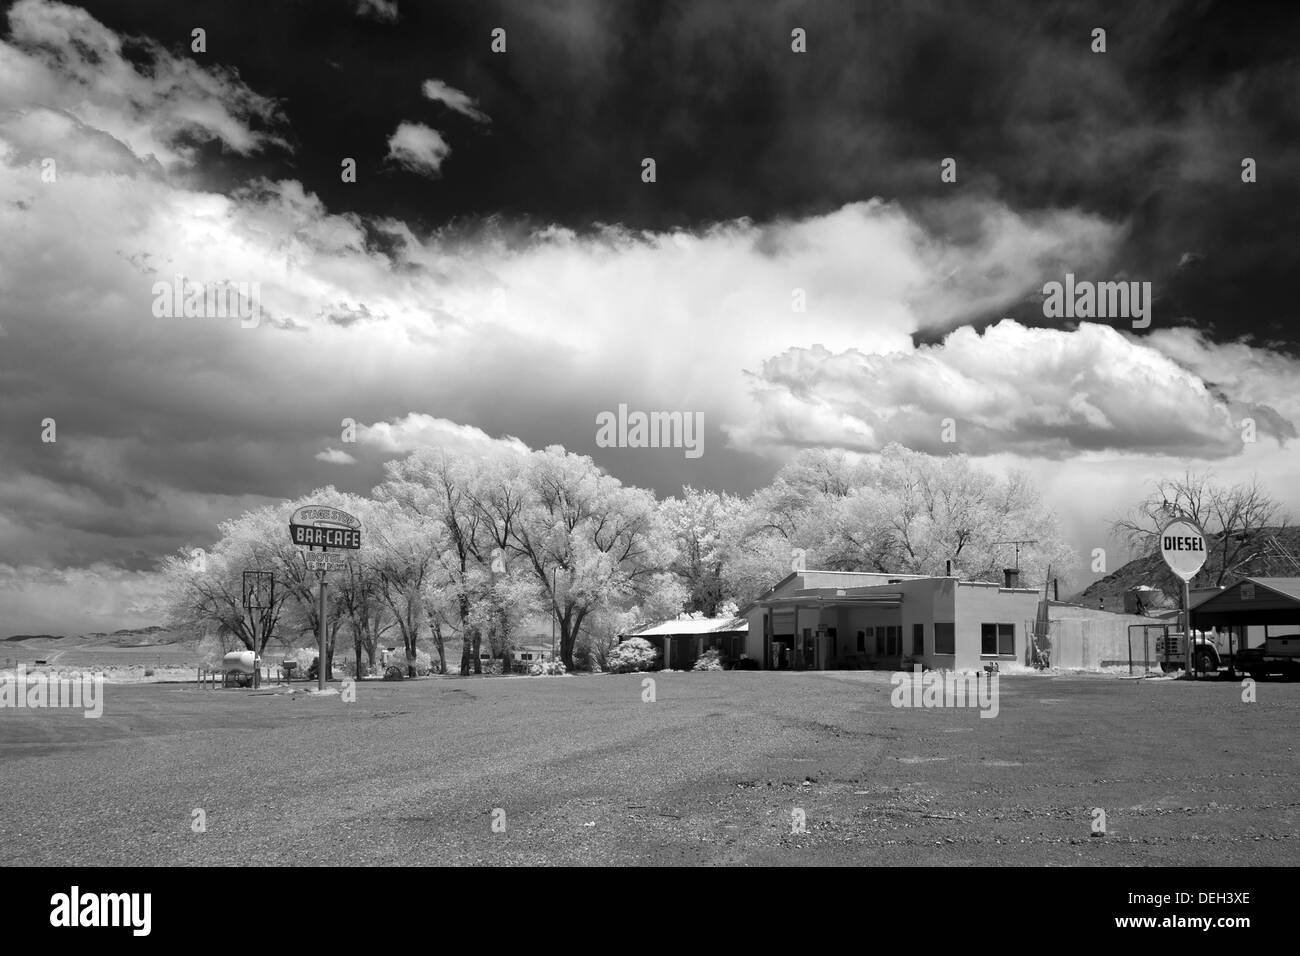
[2, 671, 1297, 866]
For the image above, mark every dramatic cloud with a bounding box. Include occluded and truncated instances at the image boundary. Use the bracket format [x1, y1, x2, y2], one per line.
[0, 0, 285, 169]
[421, 78, 490, 124]
[1, 1, 1296, 630]
[727, 320, 1297, 459]
[385, 121, 450, 177]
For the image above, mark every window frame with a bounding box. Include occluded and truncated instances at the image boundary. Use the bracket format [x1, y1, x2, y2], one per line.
[981, 622, 1016, 657]
[933, 622, 955, 656]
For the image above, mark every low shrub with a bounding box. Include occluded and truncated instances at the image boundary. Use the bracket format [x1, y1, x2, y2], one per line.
[291, 646, 319, 673]
[606, 637, 660, 674]
[692, 649, 723, 672]
[529, 660, 567, 676]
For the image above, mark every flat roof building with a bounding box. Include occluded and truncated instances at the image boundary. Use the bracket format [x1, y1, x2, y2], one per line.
[741, 569, 1041, 672]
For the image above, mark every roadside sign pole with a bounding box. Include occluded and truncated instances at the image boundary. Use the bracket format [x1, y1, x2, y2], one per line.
[1158, 516, 1207, 679]
[318, 567, 327, 692]
[289, 505, 363, 690]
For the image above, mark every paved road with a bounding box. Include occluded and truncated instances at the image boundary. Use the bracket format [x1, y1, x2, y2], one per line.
[1, 671, 1297, 865]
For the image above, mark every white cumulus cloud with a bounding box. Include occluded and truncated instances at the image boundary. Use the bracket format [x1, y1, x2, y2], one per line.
[726, 319, 1296, 459]
[421, 78, 490, 123]
[315, 448, 358, 465]
[386, 121, 450, 177]
[358, 414, 530, 457]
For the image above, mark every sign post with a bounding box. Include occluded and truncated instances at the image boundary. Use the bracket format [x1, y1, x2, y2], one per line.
[1158, 517, 1208, 676]
[317, 574, 327, 691]
[289, 506, 362, 690]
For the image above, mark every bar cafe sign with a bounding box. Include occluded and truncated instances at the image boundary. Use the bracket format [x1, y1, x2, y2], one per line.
[1159, 518, 1207, 582]
[289, 505, 362, 550]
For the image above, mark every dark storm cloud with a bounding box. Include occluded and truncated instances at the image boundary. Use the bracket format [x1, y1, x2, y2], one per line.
[72, 0, 1300, 349]
[4, 0, 1299, 594]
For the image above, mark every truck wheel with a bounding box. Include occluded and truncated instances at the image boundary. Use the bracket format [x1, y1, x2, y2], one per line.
[1194, 649, 1217, 676]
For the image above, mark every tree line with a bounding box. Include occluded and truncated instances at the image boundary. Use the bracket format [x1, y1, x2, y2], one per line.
[165, 442, 1077, 675]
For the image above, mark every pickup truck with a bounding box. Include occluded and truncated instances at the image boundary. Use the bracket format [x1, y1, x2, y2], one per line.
[1158, 629, 1300, 679]
[1231, 634, 1300, 680]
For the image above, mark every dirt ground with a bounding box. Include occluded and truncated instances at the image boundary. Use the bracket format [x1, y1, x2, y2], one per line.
[1, 670, 1296, 865]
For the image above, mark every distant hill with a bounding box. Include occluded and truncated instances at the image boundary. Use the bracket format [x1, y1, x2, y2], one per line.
[1072, 526, 1300, 611]
[3, 626, 183, 646]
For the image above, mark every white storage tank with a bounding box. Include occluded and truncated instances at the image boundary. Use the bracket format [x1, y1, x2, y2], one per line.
[222, 650, 259, 674]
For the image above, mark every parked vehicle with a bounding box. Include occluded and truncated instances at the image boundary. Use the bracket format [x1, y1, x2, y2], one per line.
[1232, 634, 1300, 680]
[1151, 627, 1299, 678]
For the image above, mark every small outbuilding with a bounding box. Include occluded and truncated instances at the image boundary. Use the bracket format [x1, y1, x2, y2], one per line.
[621, 616, 749, 670]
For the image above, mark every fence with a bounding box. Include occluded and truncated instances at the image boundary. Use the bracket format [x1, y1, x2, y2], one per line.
[196, 662, 291, 688]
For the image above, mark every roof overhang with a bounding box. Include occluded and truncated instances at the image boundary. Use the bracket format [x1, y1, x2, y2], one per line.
[757, 592, 903, 610]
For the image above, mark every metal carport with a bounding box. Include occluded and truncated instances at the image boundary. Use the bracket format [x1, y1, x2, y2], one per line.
[1190, 577, 1300, 676]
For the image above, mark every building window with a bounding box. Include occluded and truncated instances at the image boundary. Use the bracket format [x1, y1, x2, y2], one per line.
[912, 623, 924, 656]
[857, 630, 866, 653]
[934, 623, 955, 655]
[875, 627, 884, 656]
[981, 623, 1015, 656]
[886, 626, 899, 656]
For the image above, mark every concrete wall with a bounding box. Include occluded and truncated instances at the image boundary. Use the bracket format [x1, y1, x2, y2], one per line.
[1046, 604, 1163, 670]
[900, 577, 956, 670]
[953, 583, 1041, 671]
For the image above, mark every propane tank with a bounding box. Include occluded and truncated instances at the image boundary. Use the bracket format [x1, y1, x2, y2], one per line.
[222, 650, 259, 673]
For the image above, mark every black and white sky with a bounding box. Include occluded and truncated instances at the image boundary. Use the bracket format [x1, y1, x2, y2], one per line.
[1, 0, 1298, 632]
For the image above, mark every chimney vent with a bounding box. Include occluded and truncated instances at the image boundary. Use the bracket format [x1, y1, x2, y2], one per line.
[1003, 568, 1020, 589]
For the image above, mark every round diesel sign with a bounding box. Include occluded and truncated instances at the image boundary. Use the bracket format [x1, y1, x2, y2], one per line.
[1159, 518, 1207, 582]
